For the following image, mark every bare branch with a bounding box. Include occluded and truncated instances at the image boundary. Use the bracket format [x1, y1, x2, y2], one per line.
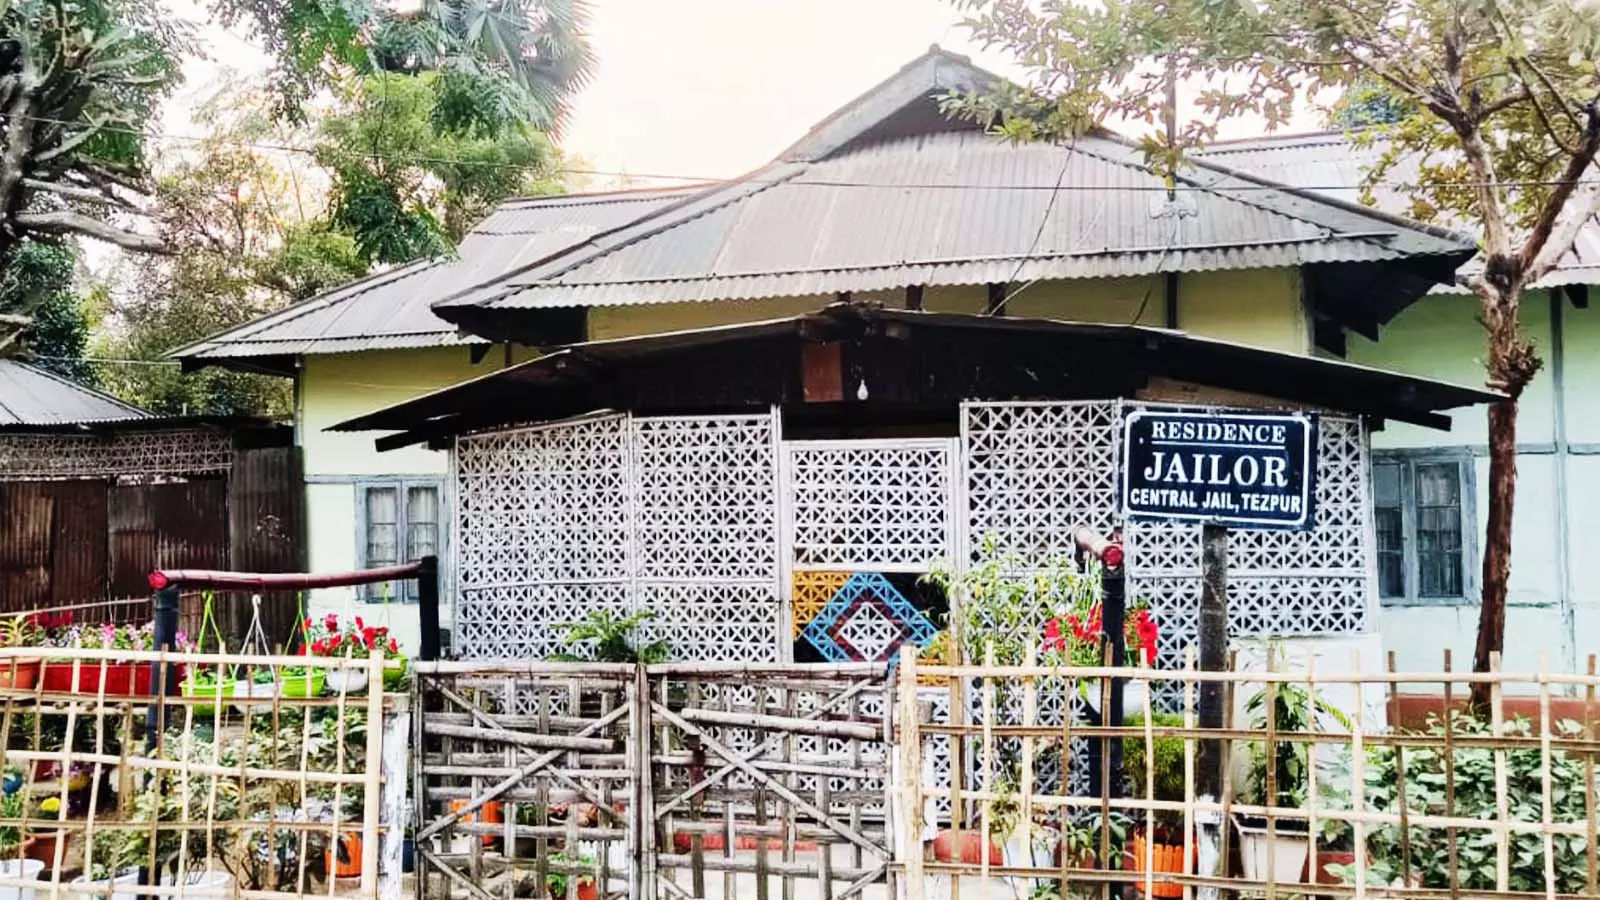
[0, 313, 33, 327]
[22, 177, 139, 210]
[14, 209, 170, 253]
[1521, 105, 1600, 279]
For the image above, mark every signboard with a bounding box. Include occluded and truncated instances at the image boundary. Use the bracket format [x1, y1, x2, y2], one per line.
[1121, 410, 1316, 530]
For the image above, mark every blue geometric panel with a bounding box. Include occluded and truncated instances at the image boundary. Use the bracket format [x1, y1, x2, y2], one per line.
[800, 572, 938, 663]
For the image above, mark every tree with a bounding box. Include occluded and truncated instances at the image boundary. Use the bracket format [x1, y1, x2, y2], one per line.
[0, 0, 184, 254]
[948, 0, 1600, 706]
[1329, 77, 1416, 129]
[0, 239, 92, 379]
[316, 72, 555, 264]
[214, 0, 595, 133]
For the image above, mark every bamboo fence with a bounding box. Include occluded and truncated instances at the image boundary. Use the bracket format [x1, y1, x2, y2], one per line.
[895, 647, 1600, 900]
[0, 646, 408, 900]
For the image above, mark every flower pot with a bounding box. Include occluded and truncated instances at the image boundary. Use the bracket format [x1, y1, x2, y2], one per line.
[71, 870, 139, 900]
[1234, 816, 1310, 885]
[277, 668, 327, 699]
[1304, 850, 1359, 885]
[181, 675, 237, 719]
[0, 660, 41, 691]
[230, 679, 279, 716]
[164, 870, 233, 897]
[1127, 828, 1190, 899]
[0, 859, 43, 900]
[324, 669, 368, 694]
[382, 664, 407, 692]
[401, 838, 415, 874]
[327, 833, 363, 879]
[546, 879, 598, 900]
[449, 800, 503, 847]
[930, 829, 1004, 866]
[21, 831, 66, 865]
[1079, 679, 1147, 716]
[42, 663, 151, 697]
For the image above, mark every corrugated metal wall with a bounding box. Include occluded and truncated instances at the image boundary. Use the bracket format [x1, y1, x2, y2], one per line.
[0, 439, 304, 628]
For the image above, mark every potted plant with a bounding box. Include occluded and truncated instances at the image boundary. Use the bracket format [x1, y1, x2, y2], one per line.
[303, 615, 405, 693]
[1122, 711, 1190, 898]
[41, 622, 156, 696]
[21, 796, 66, 866]
[549, 610, 669, 716]
[545, 851, 599, 900]
[1233, 665, 1350, 886]
[71, 828, 139, 900]
[1040, 599, 1160, 715]
[0, 617, 42, 691]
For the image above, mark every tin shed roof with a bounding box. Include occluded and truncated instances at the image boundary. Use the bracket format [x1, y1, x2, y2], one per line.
[435, 130, 1474, 326]
[170, 185, 704, 373]
[0, 359, 151, 427]
[1196, 131, 1600, 292]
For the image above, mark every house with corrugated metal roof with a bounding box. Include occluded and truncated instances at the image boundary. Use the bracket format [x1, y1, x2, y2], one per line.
[175, 47, 1490, 655]
[1194, 133, 1600, 674]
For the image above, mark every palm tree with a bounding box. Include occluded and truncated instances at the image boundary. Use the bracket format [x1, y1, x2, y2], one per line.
[370, 0, 595, 134]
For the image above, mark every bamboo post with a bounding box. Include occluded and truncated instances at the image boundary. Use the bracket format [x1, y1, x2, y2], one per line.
[1183, 650, 1197, 900]
[979, 645, 995, 900]
[1490, 652, 1509, 893]
[1350, 651, 1368, 900]
[1305, 655, 1318, 891]
[1442, 649, 1460, 900]
[1537, 656, 1556, 900]
[361, 651, 386, 893]
[1586, 654, 1597, 899]
[1019, 642, 1036, 880]
[898, 646, 925, 900]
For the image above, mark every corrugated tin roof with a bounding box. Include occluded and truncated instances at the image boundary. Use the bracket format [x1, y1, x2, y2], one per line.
[1196, 132, 1600, 291]
[433, 131, 1475, 314]
[171, 185, 705, 364]
[0, 359, 151, 426]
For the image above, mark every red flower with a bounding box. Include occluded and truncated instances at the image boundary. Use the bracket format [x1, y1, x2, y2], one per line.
[323, 614, 339, 631]
[1042, 619, 1066, 653]
[354, 617, 365, 630]
[388, 637, 399, 654]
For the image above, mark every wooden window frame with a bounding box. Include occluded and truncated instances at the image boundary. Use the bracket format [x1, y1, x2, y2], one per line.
[353, 476, 445, 604]
[1372, 450, 1477, 607]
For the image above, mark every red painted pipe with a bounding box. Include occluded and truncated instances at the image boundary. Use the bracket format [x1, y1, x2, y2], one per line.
[147, 561, 426, 592]
[1072, 525, 1124, 568]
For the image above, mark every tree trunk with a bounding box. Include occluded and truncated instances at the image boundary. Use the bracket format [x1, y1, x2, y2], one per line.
[1470, 397, 1517, 712]
[1469, 274, 1540, 713]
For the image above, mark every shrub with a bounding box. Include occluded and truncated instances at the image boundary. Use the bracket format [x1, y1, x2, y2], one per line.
[1360, 712, 1593, 893]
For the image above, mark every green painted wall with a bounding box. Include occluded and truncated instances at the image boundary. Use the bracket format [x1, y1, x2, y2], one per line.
[1348, 290, 1600, 673]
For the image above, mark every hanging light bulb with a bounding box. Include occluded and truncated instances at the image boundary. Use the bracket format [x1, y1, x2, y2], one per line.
[856, 379, 869, 401]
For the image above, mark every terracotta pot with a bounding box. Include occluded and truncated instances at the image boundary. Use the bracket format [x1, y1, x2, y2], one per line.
[1127, 828, 1190, 899]
[326, 833, 362, 879]
[0, 660, 41, 691]
[21, 831, 65, 865]
[931, 829, 1004, 866]
[545, 879, 598, 900]
[449, 799, 502, 847]
[1304, 850, 1360, 885]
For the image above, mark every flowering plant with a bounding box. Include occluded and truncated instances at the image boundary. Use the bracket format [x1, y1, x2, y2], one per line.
[1041, 600, 1158, 668]
[43, 621, 154, 652]
[301, 614, 402, 660]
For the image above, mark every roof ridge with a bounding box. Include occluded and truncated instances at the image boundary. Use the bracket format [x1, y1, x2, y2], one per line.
[497, 184, 714, 207]
[0, 358, 151, 419]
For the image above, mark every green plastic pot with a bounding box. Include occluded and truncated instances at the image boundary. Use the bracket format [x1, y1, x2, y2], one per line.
[181, 675, 237, 719]
[278, 668, 327, 698]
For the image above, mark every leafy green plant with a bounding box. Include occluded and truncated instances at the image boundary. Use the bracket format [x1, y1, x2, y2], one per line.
[545, 851, 597, 897]
[0, 616, 38, 649]
[1355, 712, 1594, 893]
[549, 610, 669, 664]
[0, 791, 23, 854]
[1122, 712, 1187, 827]
[1238, 653, 1351, 812]
[925, 534, 1099, 666]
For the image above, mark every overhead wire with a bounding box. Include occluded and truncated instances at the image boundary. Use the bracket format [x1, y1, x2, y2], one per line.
[12, 109, 1599, 196]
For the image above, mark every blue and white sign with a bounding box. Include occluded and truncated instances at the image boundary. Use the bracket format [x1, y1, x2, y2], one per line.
[1121, 410, 1316, 530]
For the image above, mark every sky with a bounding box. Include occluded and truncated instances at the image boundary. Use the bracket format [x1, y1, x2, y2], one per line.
[163, 0, 1326, 191]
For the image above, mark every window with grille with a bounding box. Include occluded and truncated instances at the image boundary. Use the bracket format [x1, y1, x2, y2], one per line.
[356, 479, 442, 602]
[1372, 454, 1474, 604]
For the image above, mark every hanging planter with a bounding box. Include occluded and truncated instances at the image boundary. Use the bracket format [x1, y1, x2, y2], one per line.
[277, 667, 326, 699]
[181, 669, 237, 719]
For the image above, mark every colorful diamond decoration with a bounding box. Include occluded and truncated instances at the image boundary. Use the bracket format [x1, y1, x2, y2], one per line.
[800, 572, 938, 663]
[791, 571, 851, 637]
